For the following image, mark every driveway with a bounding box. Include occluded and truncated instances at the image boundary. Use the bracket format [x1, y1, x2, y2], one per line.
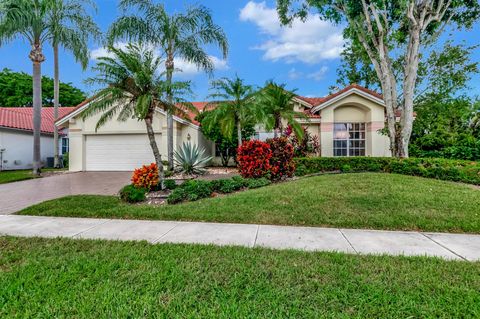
[0, 172, 131, 215]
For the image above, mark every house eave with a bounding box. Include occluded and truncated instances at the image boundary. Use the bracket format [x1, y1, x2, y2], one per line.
[310, 88, 385, 114]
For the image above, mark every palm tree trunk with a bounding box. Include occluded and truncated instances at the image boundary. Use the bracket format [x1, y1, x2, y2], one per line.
[237, 122, 242, 146]
[273, 114, 281, 138]
[166, 50, 174, 171]
[53, 43, 60, 168]
[144, 112, 164, 189]
[30, 43, 45, 176]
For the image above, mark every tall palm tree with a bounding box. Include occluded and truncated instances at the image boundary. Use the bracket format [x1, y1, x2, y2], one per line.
[47, 0, 101, 168]
[202, 76, 258, 145]
[108, 0, 228, 170]
[0, 0, 53, 175]
[82, 44, 192, 188]
[256, 81, 306, 139]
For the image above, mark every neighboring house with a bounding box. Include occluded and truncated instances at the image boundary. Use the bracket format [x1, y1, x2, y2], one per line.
[56, 84, 391, 172]
[0, 107, 75, 170]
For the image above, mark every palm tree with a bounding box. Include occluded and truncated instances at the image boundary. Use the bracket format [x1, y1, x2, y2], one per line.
[82, 44, 192, 188]
[108, 0, 228, 170]
[47, 0, 101, 167]
[256, 81, 306, 139]
[202, 76, 258, 146]
[0, 0, 53, 175]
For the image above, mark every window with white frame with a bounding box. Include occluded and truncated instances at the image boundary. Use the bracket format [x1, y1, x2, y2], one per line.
[61, 138, 69, 154]
[333, 123, 365, 156]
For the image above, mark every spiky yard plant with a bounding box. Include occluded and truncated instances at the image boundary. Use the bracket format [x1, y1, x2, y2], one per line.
[174, 142, 212, 176]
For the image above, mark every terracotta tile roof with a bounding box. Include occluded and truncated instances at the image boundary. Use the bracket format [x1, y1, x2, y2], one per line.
[296, 84, 384, 119]
[0, 107, 76, 134]
[57, 98, 206, 127]
[59, 85, 383, 127]
[296, 96, 326, 106]
[183, 102, 209, 125]
[297, 84, 383, 107]
[303, 109, 321, 118]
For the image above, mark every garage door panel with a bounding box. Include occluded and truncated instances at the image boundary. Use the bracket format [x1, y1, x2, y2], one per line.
[86, 134, 159, 171]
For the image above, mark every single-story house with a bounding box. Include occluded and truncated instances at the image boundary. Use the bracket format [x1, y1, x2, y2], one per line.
[56, 84, 391, 172]
[0, 107, 74, 170]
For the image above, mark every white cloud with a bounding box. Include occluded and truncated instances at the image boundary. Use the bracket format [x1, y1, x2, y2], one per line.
[174, 56, 229, 76]
[288, 68, 302, 80]
[239, 1, 344, 64]
[307, 66, 329, 81]
[287, 66, 328, 81]
[89, 43, 228, 77]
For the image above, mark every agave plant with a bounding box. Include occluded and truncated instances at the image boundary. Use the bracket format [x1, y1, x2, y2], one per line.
[174, 142, 212, 175]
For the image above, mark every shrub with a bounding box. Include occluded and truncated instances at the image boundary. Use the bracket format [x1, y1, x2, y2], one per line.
[62, 152, 69, 168]
[163, 179, 177, 190]
[131, 163, 159, 190]
[294, 157, 480, 185]
[237, 140, 272, 179]
[119, 185, 147, 203]
[167, 180, 213, 204]
[174, 142, 212, 175]
[210, 178, 245, 193]
[166, 175, 273, 204]
[166, 188, 188, 204]
[284, 125, 320, 157]
[244, 177, 271, 188]
[267, 137, 295, 180]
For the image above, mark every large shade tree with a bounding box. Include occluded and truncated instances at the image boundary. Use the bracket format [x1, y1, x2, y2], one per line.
[47, 0, 101, 167]
[0, 0, 54, 175]
[202, 76, 259, 145]
[0, 68, 85, 106]
[277, 0, 480, 157]
[82, 44, 192, 188]
[108, 0, 228, 170]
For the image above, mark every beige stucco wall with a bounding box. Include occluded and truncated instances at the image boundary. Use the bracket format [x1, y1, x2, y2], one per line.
[316, 93, 391, 157]
[65, 106, 212, 171]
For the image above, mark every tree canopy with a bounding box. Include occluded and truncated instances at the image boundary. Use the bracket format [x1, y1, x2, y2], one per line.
[0, 68, 86, 107]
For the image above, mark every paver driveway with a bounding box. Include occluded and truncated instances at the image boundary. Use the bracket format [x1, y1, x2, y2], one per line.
[0, 172, 131, 215]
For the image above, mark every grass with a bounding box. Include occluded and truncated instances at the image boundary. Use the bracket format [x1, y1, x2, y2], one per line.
[1, 236, 479, 318]
[19, 173, 480, 233]
[0, 170, 35, 184]
[0, 168, 66, 184]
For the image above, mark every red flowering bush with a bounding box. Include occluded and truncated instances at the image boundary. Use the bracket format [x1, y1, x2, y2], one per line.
[267, 137, 295, 180]
[237, 140, 272, 178]
[131, 163, 159, 190]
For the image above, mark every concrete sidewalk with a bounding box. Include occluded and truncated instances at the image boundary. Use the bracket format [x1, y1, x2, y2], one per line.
[1, 215, 479, 261]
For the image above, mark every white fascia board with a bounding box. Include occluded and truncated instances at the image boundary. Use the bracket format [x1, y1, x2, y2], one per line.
[155, 108, 200, 130]
[311, 88, 385, 114]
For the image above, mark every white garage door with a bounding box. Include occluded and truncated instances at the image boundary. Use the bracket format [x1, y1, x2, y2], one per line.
[86, 134, 159, 171]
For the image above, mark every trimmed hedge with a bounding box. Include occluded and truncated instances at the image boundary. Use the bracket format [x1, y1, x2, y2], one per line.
[167, 176, 272, 204]
[294, 157, 480, 185]
[119, 185, 147, 203]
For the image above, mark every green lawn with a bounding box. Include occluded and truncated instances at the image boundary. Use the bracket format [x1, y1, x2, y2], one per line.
[0, 170, 35, 184]
[1, 236, 478, 318]
[0, 168, 66, 184]
[19, 173, 480, 233]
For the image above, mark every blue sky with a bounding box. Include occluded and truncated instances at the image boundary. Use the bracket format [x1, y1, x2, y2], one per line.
[0, 0, 479, 103]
